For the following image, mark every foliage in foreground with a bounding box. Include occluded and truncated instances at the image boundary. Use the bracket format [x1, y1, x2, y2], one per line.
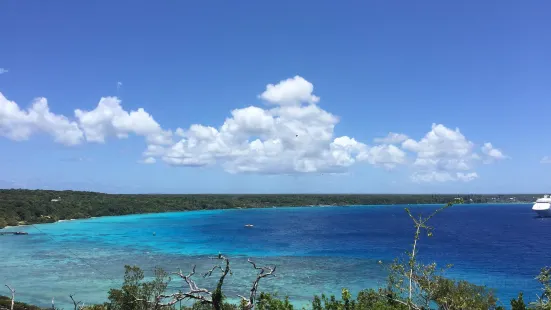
[3, 201, 550, 310]
[0, 295, 42, 310]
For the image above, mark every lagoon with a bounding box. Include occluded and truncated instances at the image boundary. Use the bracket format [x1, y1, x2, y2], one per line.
[1, 204, 549, 309]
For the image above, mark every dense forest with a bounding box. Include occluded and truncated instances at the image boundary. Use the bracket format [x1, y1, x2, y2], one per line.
[0, 189, 539, 229]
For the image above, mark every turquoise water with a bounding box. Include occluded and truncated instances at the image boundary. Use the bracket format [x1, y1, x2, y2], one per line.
[0, 204, 548, 309]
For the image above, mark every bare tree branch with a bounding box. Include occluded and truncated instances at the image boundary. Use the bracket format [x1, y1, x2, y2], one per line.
[69, 294, 84, 310]
[5, 285, 15, 310]
[204, 254, 233, 280]
[134, 266, 214, 308]
[134, 255, 232, 309]
[238, 258, 277, 310]
[131, 255, 275, 310]
[173, 266, 212, 297]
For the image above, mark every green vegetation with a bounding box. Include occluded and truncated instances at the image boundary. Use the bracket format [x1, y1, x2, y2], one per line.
[0, 189, 537, 229]
[0, 295, 43, 310]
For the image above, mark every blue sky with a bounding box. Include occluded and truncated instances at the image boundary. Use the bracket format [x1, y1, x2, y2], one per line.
[0, 1, 550, 194]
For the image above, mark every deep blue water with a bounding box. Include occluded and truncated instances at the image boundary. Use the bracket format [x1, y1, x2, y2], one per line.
[1, 204, 549, 309]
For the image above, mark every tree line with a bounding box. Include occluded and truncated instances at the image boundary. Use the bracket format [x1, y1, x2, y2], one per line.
[0, 189, 538, 229]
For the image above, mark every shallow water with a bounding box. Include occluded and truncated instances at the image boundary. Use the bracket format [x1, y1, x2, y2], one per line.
[1, 204, 548, 309]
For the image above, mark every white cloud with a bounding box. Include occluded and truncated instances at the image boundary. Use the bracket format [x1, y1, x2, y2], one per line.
[143, 144, 167, 157]
[0, 68, 8, 75]
[0, 92, 172, 148]
[481, 142, 507, 163]
[402, 124, 502, 183]
[0, 92, 83, 145]
[374, 132, 408, 144]
[175, 127, 185, 137]
[541, 156, 551, 164]
[258, 75, 320, 105]
[134, 78, 505, 179]
[361, 144, 407, 169]
[402, 124, 473, 159]
[156, 76, 406, 174]
[402, 123, 474, 171]
[0, 76, 507, 182]
[75, 96, 172, 145]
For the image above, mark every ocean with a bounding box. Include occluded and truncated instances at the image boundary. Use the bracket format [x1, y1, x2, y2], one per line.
[0, 204, 549, 309]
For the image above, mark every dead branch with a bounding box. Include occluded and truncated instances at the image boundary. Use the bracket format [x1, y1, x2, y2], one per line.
[134, 254, 232, 310]
[5, 285, 14, 310]
[69, 294, 84, 310]
[238, 258, 277, 310]
[172, 266, 213, 302]
[134, 266, 213, 309]
[204, 254, 232, 280]
[132, 255, 277, 310]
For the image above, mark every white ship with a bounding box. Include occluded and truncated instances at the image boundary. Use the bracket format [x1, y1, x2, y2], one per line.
[532, 195, 551, 217]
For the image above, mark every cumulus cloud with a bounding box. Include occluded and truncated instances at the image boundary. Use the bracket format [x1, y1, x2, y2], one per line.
[374, 132, 408, 144]
[161, 105, 360, 173]
[0, 92, 172, 148]
[0, 68, 8, 75]
[0, 92, 83, 145]
[258, 75, 320, 105]
[361, 144, 407, 169]
[402, 124, 474, 170]
[154, 76, 408, 174]
[401, 124, 504, 183]
[0, 76, 507, 182]
[75, 96, 172, 145]
[541, 156, 551, 164]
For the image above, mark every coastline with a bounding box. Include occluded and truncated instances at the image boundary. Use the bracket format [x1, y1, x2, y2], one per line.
[0, 201, 532, 231]
[2, 189, 538, 231]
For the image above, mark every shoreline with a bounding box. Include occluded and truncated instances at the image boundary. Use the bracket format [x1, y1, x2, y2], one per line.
[0, 201, 532, 230]
[1, 189, 538, 230]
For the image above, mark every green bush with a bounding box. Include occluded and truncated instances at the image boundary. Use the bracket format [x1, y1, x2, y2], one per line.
[0, 295, 42, 310]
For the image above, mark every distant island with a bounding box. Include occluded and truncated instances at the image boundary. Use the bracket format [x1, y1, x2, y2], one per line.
[0, 189, 538, 229]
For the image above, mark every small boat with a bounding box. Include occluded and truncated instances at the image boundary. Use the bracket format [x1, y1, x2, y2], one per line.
[244, 224, 254, 228]
[532, 195, 551, 217]
[14, 232, 28, 235]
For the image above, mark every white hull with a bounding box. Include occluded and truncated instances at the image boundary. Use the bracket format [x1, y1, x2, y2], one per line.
[533, 197, 551, 217]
